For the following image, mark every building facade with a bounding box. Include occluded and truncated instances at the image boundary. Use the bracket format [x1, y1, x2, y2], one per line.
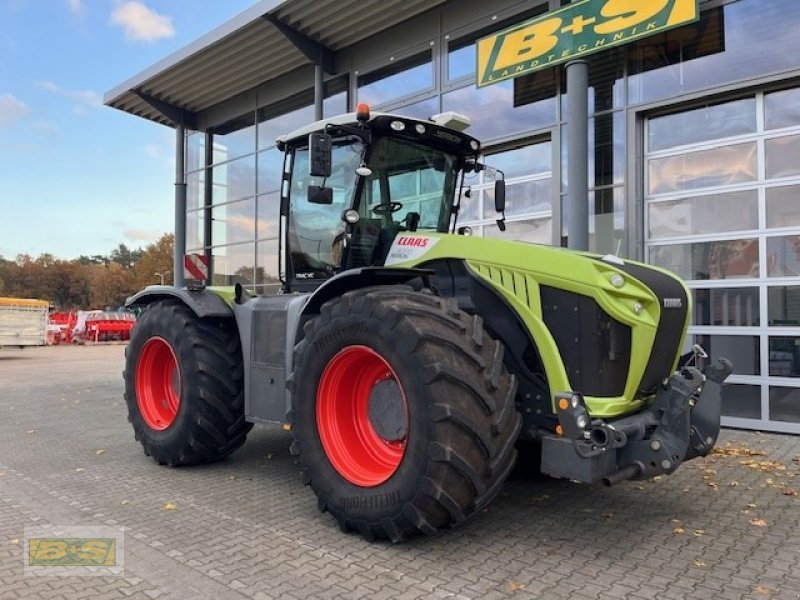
[106, 0, 800, 433]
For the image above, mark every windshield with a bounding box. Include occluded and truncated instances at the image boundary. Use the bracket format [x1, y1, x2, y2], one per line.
[358, 136, 458, 232]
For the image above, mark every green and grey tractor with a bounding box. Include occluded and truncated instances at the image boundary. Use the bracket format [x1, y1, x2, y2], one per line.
[123, 104, 731, 541]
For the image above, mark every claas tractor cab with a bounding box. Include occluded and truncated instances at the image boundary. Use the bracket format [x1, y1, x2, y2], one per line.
[123, 104, 731, 542]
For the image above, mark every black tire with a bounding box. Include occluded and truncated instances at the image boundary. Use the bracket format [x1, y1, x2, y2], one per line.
[289, 286, 521, 541]
[123, 300, 251, 466]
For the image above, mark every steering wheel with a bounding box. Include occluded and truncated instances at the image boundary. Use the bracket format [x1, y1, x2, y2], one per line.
[371, 202, 403, 215]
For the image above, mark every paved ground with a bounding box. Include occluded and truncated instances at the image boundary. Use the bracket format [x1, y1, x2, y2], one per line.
[0, 345, 798, 600]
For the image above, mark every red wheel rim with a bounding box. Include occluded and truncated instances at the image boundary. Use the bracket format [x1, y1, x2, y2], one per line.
[317, 345, 409, 487]
[135, 337, 181, 431]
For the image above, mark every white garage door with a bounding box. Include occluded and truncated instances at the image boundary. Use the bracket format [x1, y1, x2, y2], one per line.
[645, 87, 800, 433]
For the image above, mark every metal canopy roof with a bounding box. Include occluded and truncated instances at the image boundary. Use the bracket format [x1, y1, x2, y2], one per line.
[104, 0, 447, 128]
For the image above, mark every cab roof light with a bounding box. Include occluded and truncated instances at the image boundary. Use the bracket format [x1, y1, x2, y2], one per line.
[356, 103, 370, 122]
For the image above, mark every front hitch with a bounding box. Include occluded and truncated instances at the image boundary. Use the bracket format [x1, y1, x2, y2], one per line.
[540, 358, 732, 485]
[685, 357, 733, 460]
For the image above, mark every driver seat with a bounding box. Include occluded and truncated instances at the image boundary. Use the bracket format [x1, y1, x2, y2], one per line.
[370, 211, 421, 265]
[343, 218, 382, 270]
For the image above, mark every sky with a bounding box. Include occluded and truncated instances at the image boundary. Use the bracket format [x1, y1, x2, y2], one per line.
[0, 0, 259, 260]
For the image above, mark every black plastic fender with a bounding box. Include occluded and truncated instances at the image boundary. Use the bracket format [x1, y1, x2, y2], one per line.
[299, 267, 432, 316]
[125, 286, 233, 318]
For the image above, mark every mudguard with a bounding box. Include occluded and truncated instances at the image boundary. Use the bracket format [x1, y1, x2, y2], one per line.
[299, 267, 431, 316]
[125, 285, 233, 318]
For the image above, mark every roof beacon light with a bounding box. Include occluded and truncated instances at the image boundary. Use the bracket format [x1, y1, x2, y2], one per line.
[430, 111, 471, 131]
[356, 103, 370, 122]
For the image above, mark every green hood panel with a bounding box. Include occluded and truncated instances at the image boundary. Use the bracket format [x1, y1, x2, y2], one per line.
[384, 233, 691, 418]
[205, 286, 236, 307]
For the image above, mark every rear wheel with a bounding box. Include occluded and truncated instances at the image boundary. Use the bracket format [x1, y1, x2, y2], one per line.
[124, 300, 251, 465]
[290, 287, 521, 541]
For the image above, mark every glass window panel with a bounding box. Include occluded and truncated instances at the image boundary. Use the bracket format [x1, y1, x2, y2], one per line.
[589, 187, 625, 256]
[483, 218, 552, 245]
[487, 143, 551, 180]
[648, 99, 756, 152]
[648, 190, 758, 239]
[649, 239, 759, 281]
[445, 4, 549, 82]
[766, 185, 800, 228]
[767, 235, 800, 277]
[186, 210, 205, 251]
[692, 287, 760, 327]
[186, 132, 205, 172]
[485, 179, 551, 219]
[589, 112, 625, 188]
[323, 91, 347, 119]
[258, 104, 315, 150]
[694, 335, 760, 376]
[211, 243, 255, 286]
[769, 337, 800, 377]
[358, 53, 433, 106]
[647, 143, 757, 196]
[720, 383, 761, 420]
[388, 171, 417, 200]
[392, 97, 440, 121]
[211, 155, 256, 205]
[186, 170, 205, 211]
[629, 1, 800, 106]
[448, 43, 474, 81]
[765, 134, 800, 180]
[257, 192, 280, 240]
[420, 168, 444, 196]
[212, 123, 255, 164]
[768, 286, 800, 326]
[256, 237, 281, 290]
[211, 198, 256, 246]
[456, 188, 482, 224]
[211, 145, 227, 166]
[765, 87, 800, 130]
[769, 386, 800, 423]
[257, 148, 284, 195]
[442, 74, 557, 141]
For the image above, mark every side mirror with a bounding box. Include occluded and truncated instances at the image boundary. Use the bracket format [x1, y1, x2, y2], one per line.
[309, 132, 332, 177]
[308, 185, 333, 204]
[494, 179, 506, 213]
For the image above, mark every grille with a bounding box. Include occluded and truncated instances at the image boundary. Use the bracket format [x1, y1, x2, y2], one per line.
[540, 286, 631, 397]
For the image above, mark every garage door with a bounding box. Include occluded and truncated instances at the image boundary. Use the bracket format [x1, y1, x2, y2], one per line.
[645, 88, 800, 433]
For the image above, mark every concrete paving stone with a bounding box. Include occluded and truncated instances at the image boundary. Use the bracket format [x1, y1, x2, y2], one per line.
[1, 345, 799, 599]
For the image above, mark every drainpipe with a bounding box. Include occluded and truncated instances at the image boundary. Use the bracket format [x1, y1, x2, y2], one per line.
[174, 123, 187, 288]
[566, 58, 589, 251]
[314, 63, 324, 121]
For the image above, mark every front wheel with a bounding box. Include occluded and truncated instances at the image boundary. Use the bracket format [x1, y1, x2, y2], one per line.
[123, 300, 251, 466]
[290, 287, 521, 541]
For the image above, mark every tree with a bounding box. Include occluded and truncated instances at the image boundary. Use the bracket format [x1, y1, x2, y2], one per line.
[89, 263, 136, 309]
[0, 234, 174, 308]
[133, 234, 174, 289]
[110, 244, 144, 269]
